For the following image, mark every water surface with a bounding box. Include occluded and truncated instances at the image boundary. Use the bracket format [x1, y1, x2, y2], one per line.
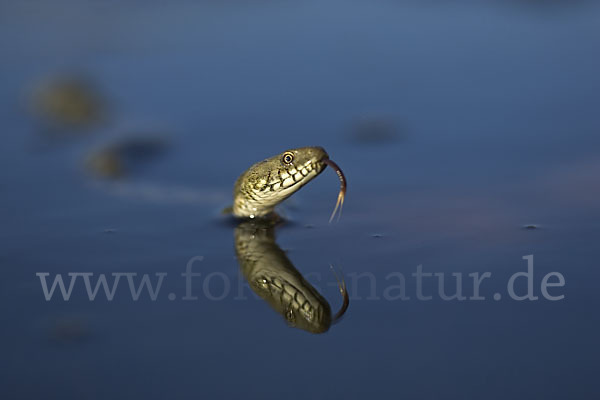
[1, 1, 599, 399]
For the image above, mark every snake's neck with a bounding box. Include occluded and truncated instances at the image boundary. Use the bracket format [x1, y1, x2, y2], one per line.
[232, 167, 322, 219]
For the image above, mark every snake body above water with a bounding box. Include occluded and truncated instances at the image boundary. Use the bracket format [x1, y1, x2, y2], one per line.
[232, 146, 346, 221]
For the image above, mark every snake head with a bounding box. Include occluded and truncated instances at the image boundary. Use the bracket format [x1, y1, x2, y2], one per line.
[233, 146, 329, 218]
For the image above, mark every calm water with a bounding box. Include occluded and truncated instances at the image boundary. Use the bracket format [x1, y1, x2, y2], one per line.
[1, 1, 599, 399]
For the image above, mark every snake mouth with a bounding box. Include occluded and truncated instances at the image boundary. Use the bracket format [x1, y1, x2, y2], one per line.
[269, 158, 324, 193]
[278, 156, 346, 222]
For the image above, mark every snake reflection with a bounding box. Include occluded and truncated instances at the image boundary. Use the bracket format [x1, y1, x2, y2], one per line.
[234, 219, 349, 334]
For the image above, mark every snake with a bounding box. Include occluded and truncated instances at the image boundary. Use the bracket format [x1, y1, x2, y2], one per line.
[232, 147, 349, 333]
[232, 146, 346, 222]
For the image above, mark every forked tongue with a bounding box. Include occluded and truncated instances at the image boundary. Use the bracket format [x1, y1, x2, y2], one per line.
[323, 158, 346, 223]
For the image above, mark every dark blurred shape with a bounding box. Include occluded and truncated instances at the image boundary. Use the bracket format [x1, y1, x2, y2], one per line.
[523, 224, 540, 230]
[85, 136, 168, 179]
[350, 115, 402, 144]
[30, 76, 105, 129]
[49, 316, 91, 343]
[234, 219, 348, 334]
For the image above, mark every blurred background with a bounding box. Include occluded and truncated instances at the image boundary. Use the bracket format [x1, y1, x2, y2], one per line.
[1, 0, 599, 399]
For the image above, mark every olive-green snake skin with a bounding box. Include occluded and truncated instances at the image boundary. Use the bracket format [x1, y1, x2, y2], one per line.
[232, 146, 345, 220]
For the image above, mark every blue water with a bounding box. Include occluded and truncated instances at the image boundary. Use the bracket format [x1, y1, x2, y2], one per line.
[1, 1, 599, 399]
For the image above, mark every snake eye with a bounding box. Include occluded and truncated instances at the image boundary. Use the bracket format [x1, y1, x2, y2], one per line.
[282, 152, 294, 164]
